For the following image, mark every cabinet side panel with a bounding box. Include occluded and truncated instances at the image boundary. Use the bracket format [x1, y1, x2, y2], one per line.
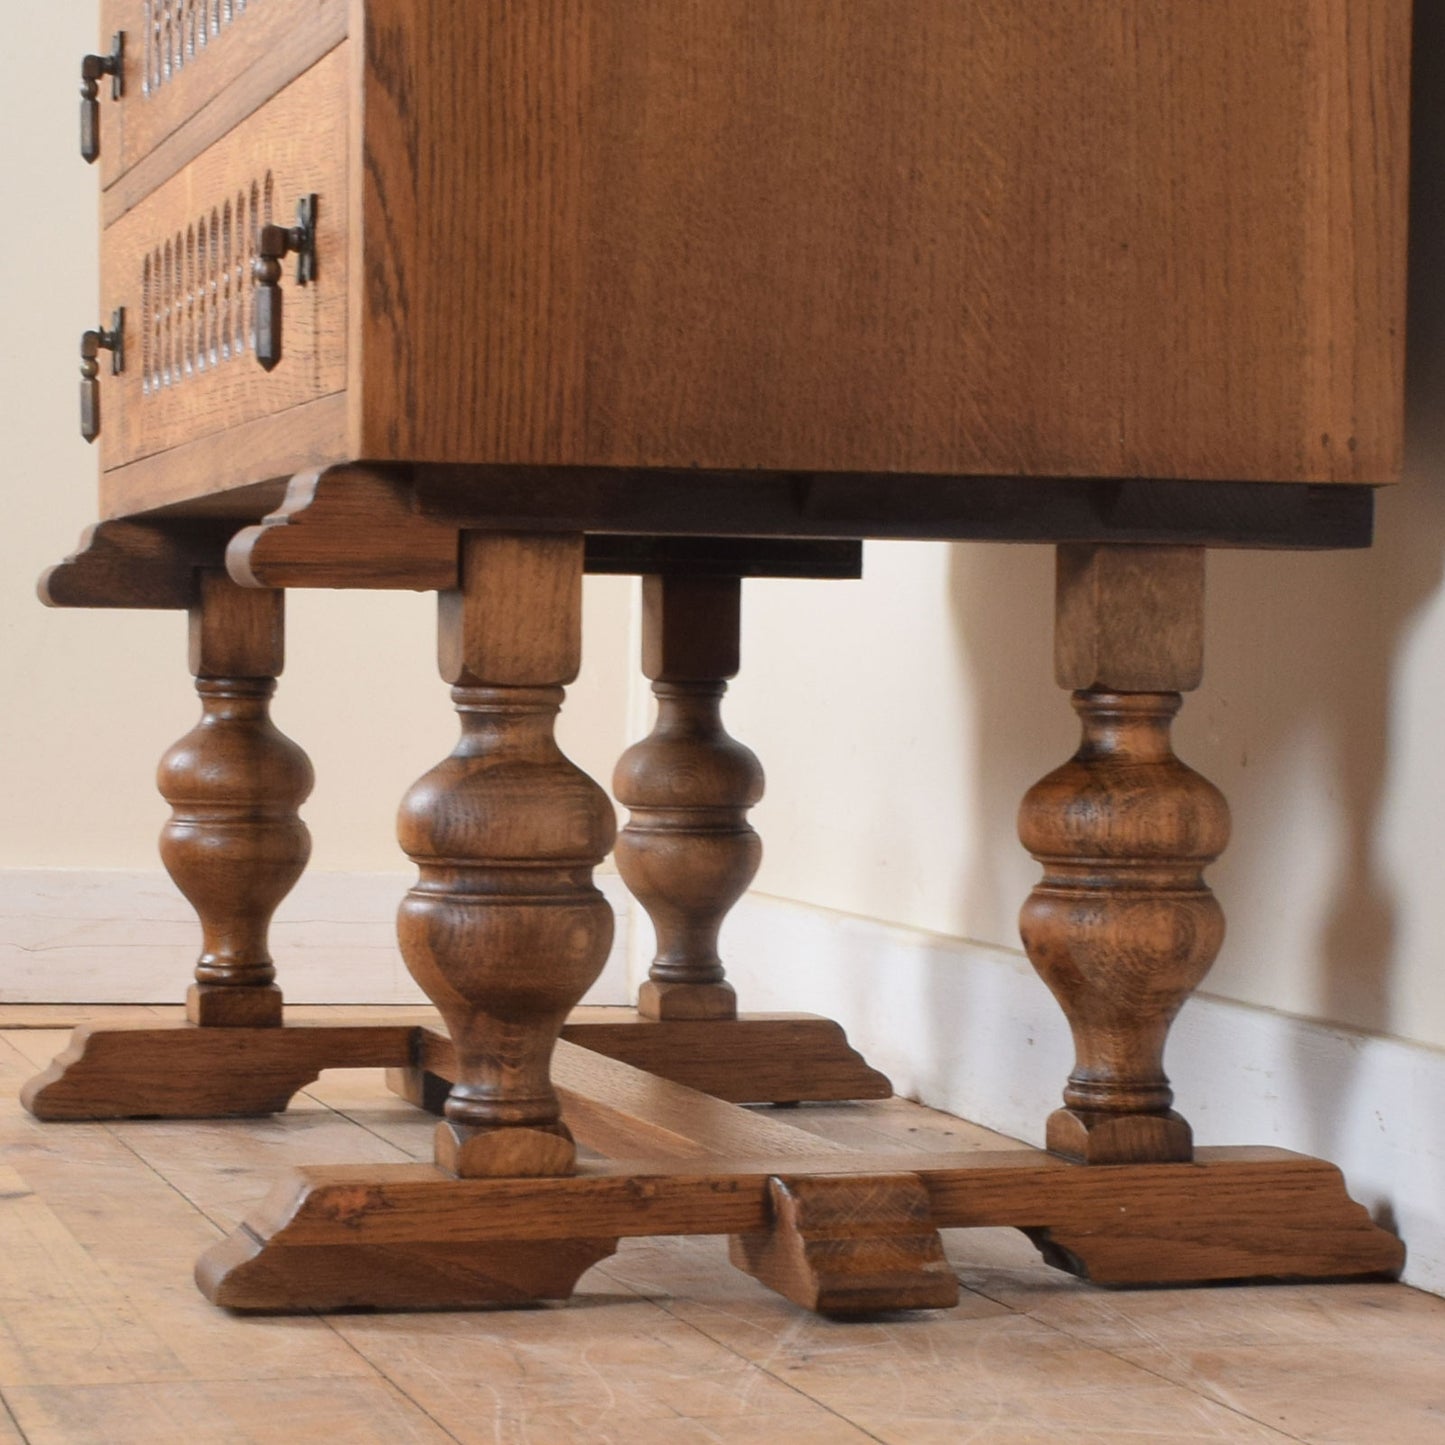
[1300, 0, 1412, 482]
[355, 0, 1411, 483]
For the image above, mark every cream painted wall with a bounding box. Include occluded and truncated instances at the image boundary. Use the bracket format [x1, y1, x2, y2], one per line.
[6, 9, 1445, 1064]
[0, 7, 632, 875]
[728, 490, 1445, 1052]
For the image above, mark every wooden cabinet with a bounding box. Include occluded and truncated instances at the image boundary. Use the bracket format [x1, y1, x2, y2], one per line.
[37, 2, 1416, 1318]
[89, 1, 1412, 521]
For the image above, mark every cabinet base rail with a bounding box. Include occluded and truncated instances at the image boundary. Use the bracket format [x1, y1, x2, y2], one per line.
[20, 1013, 1403, 1315]
[198, 1037, 1402, 1314]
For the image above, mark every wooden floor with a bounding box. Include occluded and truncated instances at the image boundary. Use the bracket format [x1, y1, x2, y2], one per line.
[0, 1007, 1440, 1444]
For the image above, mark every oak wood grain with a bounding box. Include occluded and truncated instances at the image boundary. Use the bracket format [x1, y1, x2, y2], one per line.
[615, 575, 762, 1021]
[90, 5, 1410, 523]
[1021, 546, 1232, 1163]
[186, 568, 283, 677]
[401, 534, 615, 1177]
[1055, 546, 1206, 693]
[38, 518, 232, 609]
[399, 1012, 894, 1110]
[198, 1232, 618, 1313]
[19, 1021, 414, 1120]
[556, 1013, 893, 1103]
[437, 533, 585, 688]
[550, 1040, 853, 1165]
[157, 574, 312, 1029]
[198, 1145, 1403, 1311]
[98, 394, 345, 521]
[352, 0, 1409, 483]
[226, 467, 458, 591]
[729, 1173, 960, 1314]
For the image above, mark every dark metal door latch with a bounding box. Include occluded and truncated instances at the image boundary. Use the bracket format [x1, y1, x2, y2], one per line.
[81, 34, 125, 165]
[252, 194, 318, 372]
[80, 308, 125, 443]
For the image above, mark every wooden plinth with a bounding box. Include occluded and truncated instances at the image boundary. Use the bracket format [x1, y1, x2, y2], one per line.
[18, 1008, 890, 1121]
[198, 1041, 1403, 1314]
[202, 1145, 1402, 1313]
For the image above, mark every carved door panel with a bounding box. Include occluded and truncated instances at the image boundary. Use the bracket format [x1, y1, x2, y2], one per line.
[97, 0, 345, 189]
[97, 45, 348, 471]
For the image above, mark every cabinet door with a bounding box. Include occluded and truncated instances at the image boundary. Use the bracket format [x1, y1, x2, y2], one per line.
[97, 0, 346, 191]
[97, 44, 349, 475]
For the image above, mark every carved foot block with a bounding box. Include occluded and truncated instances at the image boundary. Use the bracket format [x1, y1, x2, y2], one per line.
[186, 983, 284, 1029]
[729, 1174, 959, 1315]
[20, 1022, 417, 1120]
[637, 979, 738, 1021]
[435, 1120, 577, 1178]
[1047, 1107, 1193, 1165]
[200, 1228, 616, 1312]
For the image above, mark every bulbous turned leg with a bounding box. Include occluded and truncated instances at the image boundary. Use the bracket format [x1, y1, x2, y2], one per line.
[1019, 690, 1229, 1163]
[614, 575, 762, 1021]
[1020, 544, 1226, 1164]
[158, 572, 312, 1028]
[398, 533, 616, 1178]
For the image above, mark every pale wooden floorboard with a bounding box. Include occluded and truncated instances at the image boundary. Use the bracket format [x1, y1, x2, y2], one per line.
[2, 1008, 1442, 1444]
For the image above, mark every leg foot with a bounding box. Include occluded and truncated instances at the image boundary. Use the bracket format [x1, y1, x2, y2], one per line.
[186, 982, 284, 1029]
[1045, 1108, 1194, 1167]
[20, 1021, 418, 1120]
[637, 978, 738, 1022]
[729, 1174, 959, 1314]
[434, 1120, 577, 1179]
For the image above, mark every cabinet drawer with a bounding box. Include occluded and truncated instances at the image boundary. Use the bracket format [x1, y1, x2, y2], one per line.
[97, 0, 345, 193]
[98, 45, 348, 474]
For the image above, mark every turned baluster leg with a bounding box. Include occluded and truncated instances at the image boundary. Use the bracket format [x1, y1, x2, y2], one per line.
[398, 532, 617, 1178]
[1019, 546, 1230, 1164]
[157, 571, 313, 1028]
[614, 574, 762, 1021]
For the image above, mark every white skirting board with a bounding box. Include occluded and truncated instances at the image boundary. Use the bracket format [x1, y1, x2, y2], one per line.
[0, 868, 633, 1010]
[2, 869, 1440, 1295]
[709, 891, 1445, 1299]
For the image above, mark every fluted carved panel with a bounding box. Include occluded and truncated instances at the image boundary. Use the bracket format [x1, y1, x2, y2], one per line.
[142, 173, 273, 395]
[143, 0, 256, 95]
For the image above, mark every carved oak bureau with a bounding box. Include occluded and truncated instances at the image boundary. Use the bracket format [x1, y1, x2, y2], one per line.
[28, 1, 1411, 1312]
